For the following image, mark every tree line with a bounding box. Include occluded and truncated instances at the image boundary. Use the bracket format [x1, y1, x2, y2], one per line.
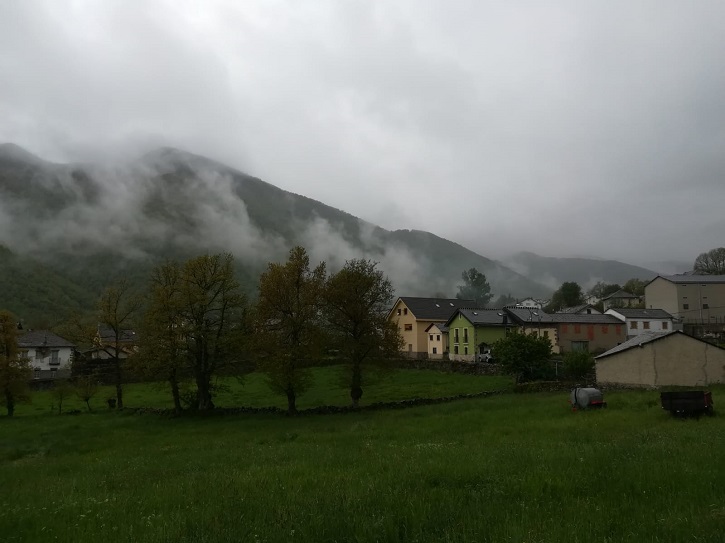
[0, 247, 403, 416]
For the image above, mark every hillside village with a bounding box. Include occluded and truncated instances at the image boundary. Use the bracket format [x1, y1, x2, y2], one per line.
[12, 272, 725, 391]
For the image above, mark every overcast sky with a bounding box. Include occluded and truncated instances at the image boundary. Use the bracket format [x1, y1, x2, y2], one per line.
[1, 0, 724, 266]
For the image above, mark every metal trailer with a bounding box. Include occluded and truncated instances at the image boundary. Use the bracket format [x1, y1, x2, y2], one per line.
[660, 390, 714, 418]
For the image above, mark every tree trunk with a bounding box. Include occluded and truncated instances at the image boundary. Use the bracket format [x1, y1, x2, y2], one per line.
[169, 371, 182, 414]
[286, 386, 297, 416]
[85, 399, 92, 412]
[350, 363, 363, 409]
[113, 356, 123, 409]
[6, 393, 14, 417]
[195, 373, 215, 411]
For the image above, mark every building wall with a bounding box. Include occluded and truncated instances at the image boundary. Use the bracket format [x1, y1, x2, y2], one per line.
[448, 314, 508, 362]
[426, 325, 448, 359]
[557, 322, 626, 353]
[20, 346, 74, 379]
[644, 278, 679, 317]
[596, 334, 725, 387]
[646, 278, 725, 325]
[518, 325, 560, 353]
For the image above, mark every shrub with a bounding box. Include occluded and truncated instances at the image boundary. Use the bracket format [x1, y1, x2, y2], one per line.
[492, 332, 552, 384]
[562, 351, 595, 380]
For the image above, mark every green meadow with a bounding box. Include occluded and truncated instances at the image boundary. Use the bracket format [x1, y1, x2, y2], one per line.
[2, 368, 725, 542]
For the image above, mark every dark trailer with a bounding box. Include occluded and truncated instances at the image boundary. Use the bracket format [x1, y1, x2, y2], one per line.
[660, 390, 714, 417]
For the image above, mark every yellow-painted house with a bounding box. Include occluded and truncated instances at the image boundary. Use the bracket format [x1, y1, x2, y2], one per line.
[388, 297, 474, 358]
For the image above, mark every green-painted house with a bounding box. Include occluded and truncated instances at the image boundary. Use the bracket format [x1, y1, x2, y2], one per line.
[444, 309, 511, 362]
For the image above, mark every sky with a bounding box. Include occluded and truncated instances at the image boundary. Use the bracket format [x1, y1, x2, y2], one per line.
[1, 0, 724, 267]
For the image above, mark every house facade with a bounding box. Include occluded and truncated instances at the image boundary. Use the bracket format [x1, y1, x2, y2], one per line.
[389, 297, 474, 358]
[425, 323, 448, 360]
[645, 275, 725, 325]
[17, 330, 75, 380]
[516, 298, 545, 310]
[444, 309, 510, 362]
[550, 314, 626, 354]
[604, 308, 674, 339]
[503, 308, 560, 353]
[556, 304, 601, 315]
[595, 331, 725, 387]
[601, 289, 641, 310]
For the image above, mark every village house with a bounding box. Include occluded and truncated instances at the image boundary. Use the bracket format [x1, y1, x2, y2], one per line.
[549, 313, 626, 353]
[556, 304, 601, 315]
[389, 297, 474, 358]
[17, 330, 75, 380]
[601, 289, 641, 310]
[424, 323, 448, 360]
[645, 274, 725, 326]
[604, 307, 675, 339]
[503, 307, 560, 353]
[444, 309, 510, 362]
[595, 330, 725, 387]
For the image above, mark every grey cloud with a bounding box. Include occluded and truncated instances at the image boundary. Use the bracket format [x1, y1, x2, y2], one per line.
[1, 0, 724, 266]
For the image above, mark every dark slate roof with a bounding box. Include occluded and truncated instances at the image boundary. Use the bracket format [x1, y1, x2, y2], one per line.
[98, 326, 138, 343]
[398, 297, 475, 320]
[605, 308, 673, 320]
[548, 314, 623, 324]
[557, 304, 591, 314]
[601, 289, 638, 300]
[425, 323, 449, 333]
[455, 308, 509, 326]
[653, 274, 725, 285]
[504, 307, 556, 324]
[18, 330, 76, 348]
[593, 330, 723, 359]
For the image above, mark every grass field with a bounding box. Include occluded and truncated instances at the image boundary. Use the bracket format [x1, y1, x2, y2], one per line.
[2, 371, 725, 542]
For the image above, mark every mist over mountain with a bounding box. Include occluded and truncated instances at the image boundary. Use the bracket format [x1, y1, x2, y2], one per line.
[0, 144, 552, 323]
[505, 251, 659, 291]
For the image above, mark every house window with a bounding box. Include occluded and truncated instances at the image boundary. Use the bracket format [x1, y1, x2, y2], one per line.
[432, 347, 437, 354]
[397, 309, 401, 316]
[19, 350, 28, 360]
[403, 308, 408, 315]
[703, 303, 709, 309]
[34, 368, 40, 379]
[574, 324, 581, 333]
[602, 325, 608, 334]
[404, 324, 413, 331]
[543, 331, 549, 339]
[50, 368, 57, 378]
[464, 346, 468, 355]
[662, 322, 669, 330]
[683, 304, 689, 310]
[562, 324, 569, 333]
[463, 329, 468, 342]
[643, 322, 650, 330]
[571, 341, 589, 352]
[616, 325, 622, 334]
[429, 334, 433, 341]
[454, 328, 459, 342]
[436, 335, 440, 341]
[454, 346, 459, 354]
[35, 351, 43, 362]
[50, 350, 60, 365]
[630, 321, 638, 329]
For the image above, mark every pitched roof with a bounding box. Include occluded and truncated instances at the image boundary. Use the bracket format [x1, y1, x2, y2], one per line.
[98, 326, 138, 343]
[425, 323, 448, 333]
[455, 308, 509, 326]
[504, 307, 556, 324]
[652, 274, 725, 285]
[397, 297, 475, 320]
[595, 330, 721, 359]
[601, 289, 638, 300]
[605, 308, 673, 320]
[17, 330, 76, 348]
[548, 314, 623, 324]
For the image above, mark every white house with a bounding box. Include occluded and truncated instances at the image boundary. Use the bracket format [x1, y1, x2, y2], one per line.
[17, 330, 75, 380]
[425, 323, 448, 360]
[516, 298, 545, 310]
[604, 308, 675, 339]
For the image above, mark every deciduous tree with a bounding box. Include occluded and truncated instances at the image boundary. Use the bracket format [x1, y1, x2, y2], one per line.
[456, 268, 492, 307]
[694, 247, 725, 275]
[547, 282, 584, 312]
[0, 311, 32, 416]
[255, 247, 326, 415]
[325, 259, 403, 408]
[98, 278, 143, 409]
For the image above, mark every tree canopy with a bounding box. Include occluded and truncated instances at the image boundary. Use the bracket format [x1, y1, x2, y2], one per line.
[324, 259, 402, 407]
[546, 282, 584, 312]
[0, 310, 32, 416]
[694, 247, 725, 275]
[492, 332, 552, 384]
[456, 268, 493, 307]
